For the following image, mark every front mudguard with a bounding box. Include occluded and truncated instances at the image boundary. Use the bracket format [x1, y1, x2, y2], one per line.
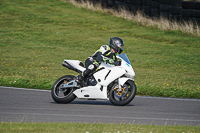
[118, 77, 134, 91]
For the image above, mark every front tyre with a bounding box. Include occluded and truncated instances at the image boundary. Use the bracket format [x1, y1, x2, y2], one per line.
[109, 80, 137, 106]
[51, 75, 77, 104]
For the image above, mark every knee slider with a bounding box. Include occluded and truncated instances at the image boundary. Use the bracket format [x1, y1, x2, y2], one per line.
[88, 64, 95, 70]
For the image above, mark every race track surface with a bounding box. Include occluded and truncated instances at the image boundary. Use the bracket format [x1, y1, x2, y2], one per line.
[0, 86, 199, 126]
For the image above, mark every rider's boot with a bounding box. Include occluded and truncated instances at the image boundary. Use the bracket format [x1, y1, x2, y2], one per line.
[75, 73, 84, 86]
[75, 69, 91, 86]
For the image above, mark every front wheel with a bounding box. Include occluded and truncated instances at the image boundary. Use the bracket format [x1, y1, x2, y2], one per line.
[109, 80, 137, 106]
[51, 75, 77, 104]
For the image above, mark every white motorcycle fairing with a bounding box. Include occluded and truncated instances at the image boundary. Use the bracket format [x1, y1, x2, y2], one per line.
[73, 63, 127, 100]
[63, 53, 135, 100]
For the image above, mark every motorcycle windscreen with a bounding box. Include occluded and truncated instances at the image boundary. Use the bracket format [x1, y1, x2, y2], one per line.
[117, 53, 131, 65]
[117, 53, 135, 79]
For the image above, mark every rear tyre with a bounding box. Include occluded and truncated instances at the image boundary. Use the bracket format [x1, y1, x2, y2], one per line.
[51, 75, 77, 104]
[109, 80, 137, 106]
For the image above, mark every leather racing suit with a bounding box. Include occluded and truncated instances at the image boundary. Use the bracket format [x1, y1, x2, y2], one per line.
[76, 45, 120, 84]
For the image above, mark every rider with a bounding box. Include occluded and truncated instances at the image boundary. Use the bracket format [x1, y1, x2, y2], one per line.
[75, 37, 125, 85]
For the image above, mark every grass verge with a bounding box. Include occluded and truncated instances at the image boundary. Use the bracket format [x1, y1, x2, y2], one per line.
[0, 0, 199, 98]
[0, 122, 199, 133]
[66, 0, 200, 37]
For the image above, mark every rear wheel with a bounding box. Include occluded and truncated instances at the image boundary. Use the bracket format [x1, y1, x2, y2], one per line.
[51, 75, 77, 104]
[109, 80, 137, 106]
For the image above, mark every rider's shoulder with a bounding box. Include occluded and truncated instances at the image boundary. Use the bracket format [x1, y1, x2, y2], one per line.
[99, 45, 110, 53]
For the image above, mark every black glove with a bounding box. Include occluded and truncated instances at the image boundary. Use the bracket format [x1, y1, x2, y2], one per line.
[114, 60, 121, 66]
[106, 60, 110, 64]
[105, 59, 114, 65]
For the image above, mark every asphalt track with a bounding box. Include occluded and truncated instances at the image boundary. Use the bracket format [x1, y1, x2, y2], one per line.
[0, 86, 200, 126]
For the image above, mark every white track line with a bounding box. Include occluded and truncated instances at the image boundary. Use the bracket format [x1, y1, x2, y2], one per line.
[135, 95, 200, 101]
[0, 86, 50, 92]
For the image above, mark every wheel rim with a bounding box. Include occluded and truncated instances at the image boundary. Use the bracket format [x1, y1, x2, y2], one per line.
[112, 83, 131, 101]
[54, 79, 74, 98]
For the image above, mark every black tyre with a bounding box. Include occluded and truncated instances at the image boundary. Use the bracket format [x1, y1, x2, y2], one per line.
[131, 5, 141, 14]
[131, 0, 142, 5]
[170, 0, 182, 7]
[142, 6, 151, 16]
[107, 0, 114, 7]
[151, 1, 160, 9]
[160, 11, 169, 18]
[153, 0, 160, 2]
[115, 1, 124, 10]
[125, 4, 131, 11]
[109, 80, 137, 106]
[181, 9, 193, 17]
[193, 17, 200, 25]
[160, 0, 170, 4]
[160, 4, 170, 12]
[181, 17, 193, 22]
[182, 1, 195, 9]
[169, 6, 181, 15]
[151, 8, 160, 17]
[101, 0, 108, 7]
[130, 0, 141, 4]
[169, 14, 181, 21]
[51, 75, 77, 104]
[193, 10, 200, 18]
[125, 0, 131, 4]
[142, 0, 152, 6]
[194, 1, 200, 10]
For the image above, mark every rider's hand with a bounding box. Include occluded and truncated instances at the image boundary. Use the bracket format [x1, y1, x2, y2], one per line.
[106, 60, 110, 64]
[114, 60, 121, 66]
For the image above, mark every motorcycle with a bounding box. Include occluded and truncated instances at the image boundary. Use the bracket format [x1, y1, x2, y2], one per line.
[51, 53, 137, 106]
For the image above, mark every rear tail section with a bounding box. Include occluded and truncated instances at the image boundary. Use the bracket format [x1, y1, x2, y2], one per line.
[62, 60, 86, 73]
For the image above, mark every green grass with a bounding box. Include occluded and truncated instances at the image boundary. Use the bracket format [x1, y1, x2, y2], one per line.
[0, 0, 200, 98]
[0, 122, 199, 133]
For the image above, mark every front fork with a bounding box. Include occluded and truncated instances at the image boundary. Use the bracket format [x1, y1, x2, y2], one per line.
[117, 77, 133, 91]
[118, 79, 122, 91]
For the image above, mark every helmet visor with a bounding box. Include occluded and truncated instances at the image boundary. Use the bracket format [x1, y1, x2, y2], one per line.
[116, 42, 124, 51]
